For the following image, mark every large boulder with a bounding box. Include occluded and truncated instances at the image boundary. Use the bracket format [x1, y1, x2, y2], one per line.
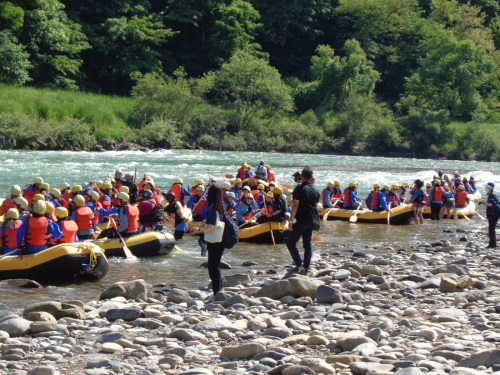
[458, 349, 500, 368]
[255, 276, 322, 300]
[167, 288, 190, 304]
[99, 279, 147, 301]
[220, 343, 266, 359]
[0, 317, 31, 337]
[316, 285, 343, 304]
[24, 301, 85, 320]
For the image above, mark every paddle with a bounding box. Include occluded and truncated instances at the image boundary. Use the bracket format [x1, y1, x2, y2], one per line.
[133, 164, 138, 183]
[322, 199, 339, 221]
[262, 203, 276, 246]
[453, 207, 471, 221]
[207, 169, 211, 180]
[109, 217, 136, 259]
[349, 205, 362, 223]
[312, 234, 322, 242]
[238, 210, 262, 228]
[225, 174, 235, 179]
[0, 248, 22, 258]
[282, 184, 292, 190]
[387, 203, 392, 225]
[186, 164, 190, 185]
[474, 210, 487, 221]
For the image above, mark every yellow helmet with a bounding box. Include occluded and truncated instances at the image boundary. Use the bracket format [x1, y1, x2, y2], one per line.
[39, 182, 50, 190]
[33, 177, 43, 185]
[73, 194, 85, 207]
[119, 186, 129, 193]
[55, 207, 69, 219]
[117, 192, 130, 202]
[11, 185, 21, 197]
[257, 184, 265, 190]
[50, 188, 61, 198]
[426, 183, 432, 188]
[59, 182, 70, 191]
[434, 180, 441, 186]
[242, 162, 247, 167]
[373, 183, 380, 189]
[334, 181, 341, 186]
[349, 182, 357, 188]
[391, 184, 399, 190]
[102, 182, 113, 190]
[45, 201, 55, 214]
[71, 185, 83, 193]
[15, 197, 29, 209]
[90, 191, 100, 201]
[453, 171, 459, 175]
[96, 180, 103, 188]
[33, 200, 46, 215]
[233, 178, 242, 184]
[265, 165, 270, 169]
[6, 208, 19, 219]
[458, 185, 465, 190]
[273, 187, 283, 195]
[194, 179, 203, 186]
[33, 194, 45, 202]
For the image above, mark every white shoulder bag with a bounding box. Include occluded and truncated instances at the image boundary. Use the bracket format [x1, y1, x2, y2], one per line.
[204, 212, 225, 243]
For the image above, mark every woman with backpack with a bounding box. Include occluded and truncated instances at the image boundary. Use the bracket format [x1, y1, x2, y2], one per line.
[190, 184, 227, 295]
[480, 182, 499, 249]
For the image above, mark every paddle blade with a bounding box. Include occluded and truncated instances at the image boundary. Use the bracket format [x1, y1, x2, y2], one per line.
[322, 208, 332, 221]
[225, 174, 235, 179]
[122, 244, 135, 259]
[312, 234, 322, 242]
[282, 184, 292, 190]
[349, 215, 358, 223]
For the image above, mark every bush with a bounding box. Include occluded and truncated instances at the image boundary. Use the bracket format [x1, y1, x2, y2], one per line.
[137, 118, 183, 149]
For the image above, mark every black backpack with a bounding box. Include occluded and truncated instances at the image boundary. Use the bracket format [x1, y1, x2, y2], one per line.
[222, 213, 239, 249]
[488, 195, 500, 219]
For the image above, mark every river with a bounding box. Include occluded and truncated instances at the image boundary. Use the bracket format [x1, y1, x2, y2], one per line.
[1, 150, 499, 314]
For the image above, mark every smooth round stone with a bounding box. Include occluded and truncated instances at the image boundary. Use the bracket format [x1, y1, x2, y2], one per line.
[101, 342, 124, 353]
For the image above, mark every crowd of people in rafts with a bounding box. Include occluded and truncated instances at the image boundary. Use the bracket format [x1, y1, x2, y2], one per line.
[0, 161, 482, 256]
[324, 171, 478, 224]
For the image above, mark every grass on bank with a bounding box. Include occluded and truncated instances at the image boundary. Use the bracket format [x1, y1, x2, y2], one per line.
[0, 85, 135, 140]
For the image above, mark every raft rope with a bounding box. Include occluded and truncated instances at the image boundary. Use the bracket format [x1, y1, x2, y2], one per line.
[77, 243, 105, 271]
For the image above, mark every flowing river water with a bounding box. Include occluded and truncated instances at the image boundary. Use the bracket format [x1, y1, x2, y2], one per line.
[1, 150, 499, 313]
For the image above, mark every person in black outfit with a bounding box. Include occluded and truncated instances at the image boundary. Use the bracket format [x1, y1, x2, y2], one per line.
[286, 167, 320, 275]
[269, 187, 287, 222]
[480, 182, 498, 249]
[190, 185, 226, 294]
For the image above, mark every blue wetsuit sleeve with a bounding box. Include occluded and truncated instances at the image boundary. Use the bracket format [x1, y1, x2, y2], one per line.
[16, 221, 28, 247]
[324, 190, 333, 208]
[118, 208, 128, 232]
[49, 220, 63, 239]
[96, 207, 119, 216]
[181, 187, 190, 196]
[380, 192, 389, 210]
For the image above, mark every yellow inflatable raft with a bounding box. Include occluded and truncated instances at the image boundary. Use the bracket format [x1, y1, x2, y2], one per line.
[90, 231, 175, 257]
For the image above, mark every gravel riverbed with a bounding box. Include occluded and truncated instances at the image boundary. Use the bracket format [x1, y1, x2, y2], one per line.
[0, 230, 498, 375]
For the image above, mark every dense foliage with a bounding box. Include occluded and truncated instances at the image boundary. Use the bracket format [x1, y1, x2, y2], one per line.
[1, 0, 500, 160]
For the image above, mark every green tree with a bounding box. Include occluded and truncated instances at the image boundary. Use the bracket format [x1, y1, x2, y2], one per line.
[0, 1, 24, 30]
[0, 30, 31, 84]
[398, 29, 495, 121]
[201, 50, 294, 114]
[11, 0, 90, 89]
[308, 39, 380, 112]
[93, 15, 175, 94]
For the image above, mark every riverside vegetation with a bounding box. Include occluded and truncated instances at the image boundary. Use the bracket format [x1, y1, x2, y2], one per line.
[1, 0, 500, 159]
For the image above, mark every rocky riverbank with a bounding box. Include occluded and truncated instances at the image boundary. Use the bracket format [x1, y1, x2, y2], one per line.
[0, 236, 498, 375]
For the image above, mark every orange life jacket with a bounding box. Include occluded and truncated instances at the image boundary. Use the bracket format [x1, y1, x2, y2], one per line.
[194, 198, 207, 214]
[59, 220, 78, 243]
[0, 198, 16, 216]
[170, 183, 184, 201]
[261, 202, 273, 216]
[455, 191, 467, 206]
[399, 187, 407, 201]
[75, 206, 93, 231]
[3, 219, 22, 248]
[332, 189, 342, 200]
[23, 185, 40, 205]
[237, 167, 247, 179]
[26, 217, 50, 246]
[343, 188, 352, 206]
[267, 170, 275, 181]
[62, 190, 72, 202]
[369, 191, 380, 208]
[388, 192, 399, 205]
[433, 187, 444, 202]
[125, 205, 139, 232]
[251, 190, 262, 203]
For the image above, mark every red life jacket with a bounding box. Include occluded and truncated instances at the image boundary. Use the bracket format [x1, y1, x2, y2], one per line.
[370, 191, 380, 208]
[343, 188, 352, 206]
[388, 192, 399, 205]
[332, 189, 342, 200]
[243, 204, 254, 220]
[75, 206, 93, 231]
[59, 220, 78, 243]
[0, 198, 16, 216]
[3, 219, 22, 248]
[261, 202, 273, 216]
[92, 201, 102, 225]
[399, 187, 407, 201]
[23, 185, 40, 205]
[237, 167, 247, 179]
[194, 198, 207, 214]
[267, 170, 275, 181]
[191, 187, 198, 195]
[251, 190, 261, 203]
[62, 190, 72, 202]
[170, 183, 184, 201]
[26, 217, 50, 246]
[433, 187, 444, 202]
[125, 205, 139, 232]
[455, 191, 467, 206]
